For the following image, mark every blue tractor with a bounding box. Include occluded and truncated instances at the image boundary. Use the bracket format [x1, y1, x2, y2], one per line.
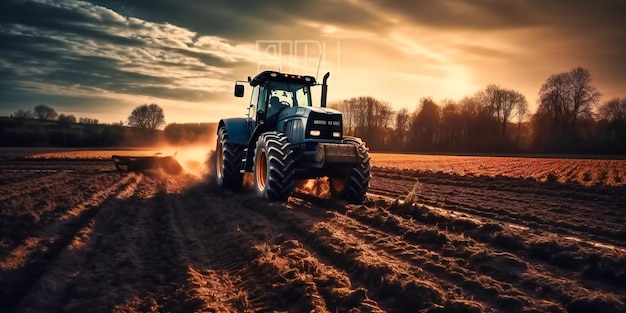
[215, 70, 371, 203]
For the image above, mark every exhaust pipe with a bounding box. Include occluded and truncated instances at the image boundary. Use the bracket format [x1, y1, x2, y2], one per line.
[321, 72, 330, 108]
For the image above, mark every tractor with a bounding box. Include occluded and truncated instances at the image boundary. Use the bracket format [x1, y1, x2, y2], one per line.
[215, 70, 370, 203]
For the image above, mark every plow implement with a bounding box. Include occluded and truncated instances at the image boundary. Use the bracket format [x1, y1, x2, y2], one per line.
[112, 153, 183, 175]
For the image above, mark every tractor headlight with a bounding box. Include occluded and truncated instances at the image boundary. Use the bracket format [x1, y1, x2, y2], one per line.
[332, 131, 341, 138]
[309, 130, 321, 136]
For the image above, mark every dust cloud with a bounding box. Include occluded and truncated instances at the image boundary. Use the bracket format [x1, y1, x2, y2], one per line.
[153, 136, 216, 178]
[295, 178, 330, 198]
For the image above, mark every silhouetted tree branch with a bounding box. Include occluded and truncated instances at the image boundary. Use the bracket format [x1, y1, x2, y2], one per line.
[33, 105, 58, 120]
[128, 104, 165, 131]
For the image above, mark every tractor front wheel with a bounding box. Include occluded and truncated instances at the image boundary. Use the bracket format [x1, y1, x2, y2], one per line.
[329, 136, 371, 203]
[215, 127, 244, 191]
[253, 132, 294, 201]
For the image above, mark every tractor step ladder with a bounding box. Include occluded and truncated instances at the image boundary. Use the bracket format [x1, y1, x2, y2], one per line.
[240, 148, 248, 173]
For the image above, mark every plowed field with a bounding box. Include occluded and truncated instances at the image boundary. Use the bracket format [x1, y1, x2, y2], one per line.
[1, 151, 625, 313]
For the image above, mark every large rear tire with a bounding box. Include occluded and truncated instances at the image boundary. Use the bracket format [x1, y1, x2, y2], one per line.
[253, 132, 294, 201]
[329, 136, 371, 203]
[215, 128, 244, 191]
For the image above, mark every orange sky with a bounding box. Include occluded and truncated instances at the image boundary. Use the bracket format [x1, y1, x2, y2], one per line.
[1, 0, 624, 124]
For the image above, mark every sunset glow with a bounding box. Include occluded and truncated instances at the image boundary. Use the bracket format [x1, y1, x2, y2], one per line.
[1, 0, 624, 124]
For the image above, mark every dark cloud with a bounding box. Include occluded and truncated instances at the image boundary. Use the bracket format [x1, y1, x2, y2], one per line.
[82, 0, 302, 40]
[122, 86, 219, 102]
[1, 0, 96, 26]
[0, 0, 253, 118]
[83, 0, 391, 40]
[1, 0, 625, 122]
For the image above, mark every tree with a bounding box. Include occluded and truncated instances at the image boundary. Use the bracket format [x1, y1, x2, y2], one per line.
[537, 67, 600, 129]
[128, 104, 165, 131]
[596, 97, 626, 153]
[13, 109, 34, 119]
[458, 96, 484, 150]
[329, 97, 394, 150]
[533, 67, 601, 152]
[33, 105, 58, 120]
[515, 99, 529, 145]
[478, 85, 528, 144]
[598, 98, 626, 123]
[58, 114, 77, 127]
[79, 117, 99, 124]
[392, 108, 410, 150]
[409, 97, 440, 151]
[439, 100, 462, 150]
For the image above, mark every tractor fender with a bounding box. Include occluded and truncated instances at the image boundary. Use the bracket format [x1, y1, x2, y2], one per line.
[217, 118, 252, 145]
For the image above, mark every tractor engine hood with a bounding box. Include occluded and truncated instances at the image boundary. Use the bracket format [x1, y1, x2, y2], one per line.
[278, 106, 342, 120]
[277, 106, 343, 144]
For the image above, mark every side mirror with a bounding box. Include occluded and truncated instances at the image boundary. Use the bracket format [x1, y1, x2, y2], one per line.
[234, 84, 244, 97]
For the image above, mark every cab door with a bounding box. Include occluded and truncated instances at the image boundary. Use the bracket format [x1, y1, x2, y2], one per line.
[247, 85, 263, 133]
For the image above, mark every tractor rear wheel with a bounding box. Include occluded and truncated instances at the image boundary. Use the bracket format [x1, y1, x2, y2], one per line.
[253, 132, 294, 201]
[329, 136, 371, 203]
[215, 127, 244, 191]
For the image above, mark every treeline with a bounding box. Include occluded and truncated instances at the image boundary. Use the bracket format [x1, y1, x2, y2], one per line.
[0, 117, 217, 147]
[0, 117, 144, 147]
[331, 67, 626, 154]
[163, 123, 217, 145]
[2, 103, 217, 147]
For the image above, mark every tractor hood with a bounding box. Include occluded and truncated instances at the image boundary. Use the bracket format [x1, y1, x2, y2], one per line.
[277, 105, 343, 144]
[305, 106, 341, 115]
[278, 106, 342, 120]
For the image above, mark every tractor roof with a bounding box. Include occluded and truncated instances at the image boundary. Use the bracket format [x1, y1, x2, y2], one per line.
[250, 71, 316, 87]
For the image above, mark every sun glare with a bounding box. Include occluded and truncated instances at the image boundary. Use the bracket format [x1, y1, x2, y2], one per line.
[444, 66, 475, 99]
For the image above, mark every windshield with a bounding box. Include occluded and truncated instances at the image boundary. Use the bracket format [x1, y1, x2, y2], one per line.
[267, 82, 312, 107]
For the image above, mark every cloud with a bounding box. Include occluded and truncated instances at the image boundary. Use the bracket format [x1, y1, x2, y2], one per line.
[1, 0, 624, 123]
[0, 0, 264, 119]
[84, 0, 392, 40]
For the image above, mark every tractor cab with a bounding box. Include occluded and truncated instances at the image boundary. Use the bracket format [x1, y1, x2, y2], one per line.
[218, 70, 371, 203]
[235, 71, 317, 127]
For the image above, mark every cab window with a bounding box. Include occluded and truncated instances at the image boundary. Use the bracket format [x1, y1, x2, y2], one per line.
[248, 85, 259, 118]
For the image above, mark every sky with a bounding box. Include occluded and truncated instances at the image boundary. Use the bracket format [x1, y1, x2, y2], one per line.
[0, 0, 625, 125]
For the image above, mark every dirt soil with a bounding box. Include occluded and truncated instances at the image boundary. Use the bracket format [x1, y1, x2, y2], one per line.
[0, 158, 625, 313]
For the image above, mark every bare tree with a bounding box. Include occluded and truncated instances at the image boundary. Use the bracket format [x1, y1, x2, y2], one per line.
[13, 109, 34, 119]
[459, 96, 483, 148]
[58, 114, 77, 127]
[331, 99, 357, 135]
[515, 98, 529, 145]
[534, 67, 601, 152]
[128, 104, 165, 131]
[568, 67, 601, 126]
[393, 108, 410, 150]
[439, 100, 462, 150]
[537, 67, 600, 131]
[478, 85, 527, 142]
[33, 105, 58, 120]
[79, 117, 99, 124]
[330, 97, 394, 149]
[410, 97, 440, 151]
[597, 98, 626, 123]
[375, 101, 394, 148]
